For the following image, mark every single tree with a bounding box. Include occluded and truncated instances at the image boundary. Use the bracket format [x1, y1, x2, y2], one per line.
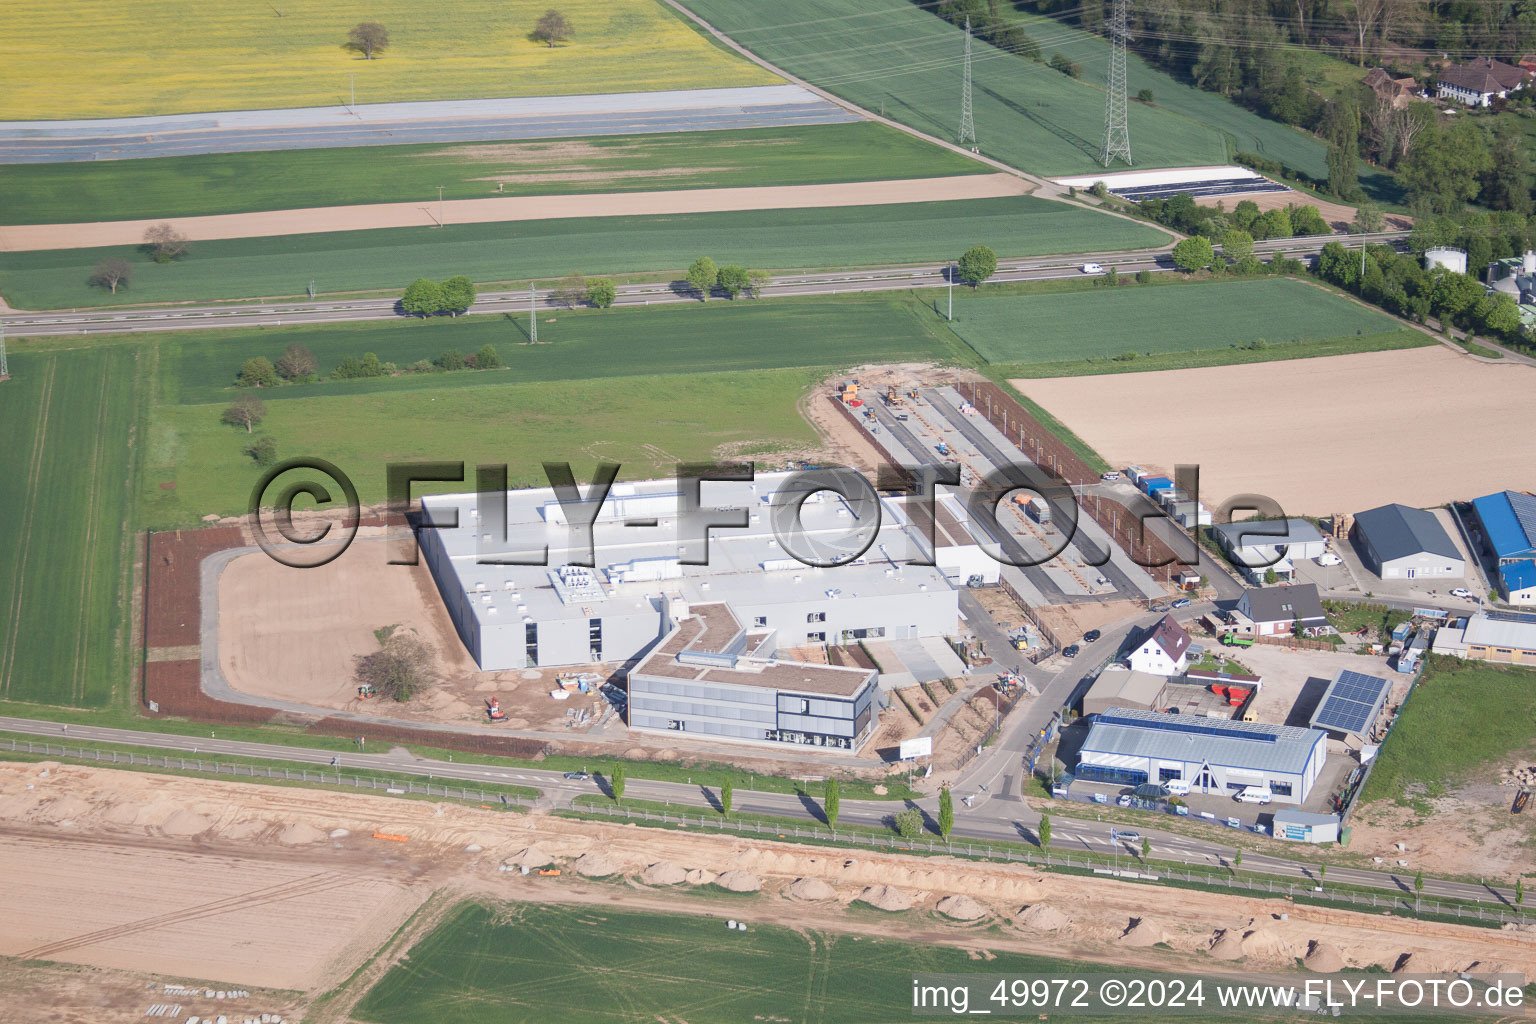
[440, 275, 477, 316]
[401, 278, 445, 317]
[1037, 813, 1052, 850]
[685, 256, 718, 300]
[222, 395, 267, 433]
[532, 9, 574, 47]
[474, 343, 502, 369]
[434, 348, 466, 371]
[956, 244, 998, 287]
[554, 271, 588, 308]
[894, 807, 923, 839]
[244, 435, 278, 467]
[1232, 849, 1243, 877]
[611, 764, 627, 803]
[721, 779, 734, 817]
[586, 278, 616, 308]
[274, 341, 317, 380]
[938, 785, 954, 840]
[1317, 863, 1327, 890]
[717, 264, 750, 299]
[143, 222, 189, 263]
[346, 22, 389, 59]
[88, 257, 132, 294]
[1517, 877, 1525, 906]
[1413, 869, 1424, 911]
[824, 778, 840, 831]
[359, 352, 385, 377]
[1141, 836, 1151, 860]
[354, 624, 432, 701]
[237, 356, 279, 388]
[1263, 567, 1279, 584]
[746, 268, 771, 297]
[1221, 228, 1255, 265]
[1136, 87, 1155, 103]
[1170, 235, 1215, 272]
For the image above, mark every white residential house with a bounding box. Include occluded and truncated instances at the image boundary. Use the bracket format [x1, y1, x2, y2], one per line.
[1232, 584, 1329, 638]
[1127, 615, 1191, 676]
[1437, 57, 1528, 107]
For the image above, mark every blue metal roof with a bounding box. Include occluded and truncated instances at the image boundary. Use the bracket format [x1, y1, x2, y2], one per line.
[1501, 560, 1536, 594]
[1080, 706, 1324, 775]
[1473, 491, 1536, 560]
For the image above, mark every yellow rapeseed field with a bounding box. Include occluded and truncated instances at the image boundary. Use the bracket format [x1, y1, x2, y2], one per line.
[0, 0, 778, 120]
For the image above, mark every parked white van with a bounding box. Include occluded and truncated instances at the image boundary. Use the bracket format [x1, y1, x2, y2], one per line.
[1164, 779, 1190, 796]
[1234, 787, 1272, 805]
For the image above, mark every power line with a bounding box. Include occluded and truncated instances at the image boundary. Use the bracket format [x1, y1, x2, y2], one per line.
[1100, 0, 1132, 168]
[959, 16, 976, 147]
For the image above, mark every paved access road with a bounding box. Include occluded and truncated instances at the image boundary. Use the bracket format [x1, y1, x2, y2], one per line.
[0, 713, 1517, 911]
[0, 232, 1408, 338]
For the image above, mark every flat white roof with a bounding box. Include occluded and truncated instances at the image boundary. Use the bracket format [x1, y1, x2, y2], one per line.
[1052, 164, 1263, 189]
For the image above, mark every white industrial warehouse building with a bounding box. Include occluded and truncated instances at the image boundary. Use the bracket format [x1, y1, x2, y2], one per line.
[416, 472, 964, 673]
[1076, 707, 1328, 804]
[1350, 504, 1465, 580]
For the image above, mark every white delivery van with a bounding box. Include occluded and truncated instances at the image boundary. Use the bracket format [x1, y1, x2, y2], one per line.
[1234, 787, 1272, 805]
[1164, 779, 1190, 796]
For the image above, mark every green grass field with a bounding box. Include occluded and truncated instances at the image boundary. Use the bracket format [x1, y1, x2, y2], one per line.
[945, 278, 1403, 364]
[677, 0, 1249, 176]
[1361, 659, 1536, 806]
[1, 123, 988, 224]
[0, 197, 1170, 310]
[0, 346, 146, 707]
[1, 0, 775, 119]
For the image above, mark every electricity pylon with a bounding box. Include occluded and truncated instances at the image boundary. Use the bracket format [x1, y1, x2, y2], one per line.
[1099, 0, 1133, 167]
[958, 18, 976, 148]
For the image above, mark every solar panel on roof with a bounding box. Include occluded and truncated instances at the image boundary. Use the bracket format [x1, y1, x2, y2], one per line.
[1511, 492, 1536, 543]
[1311, 670, 1389, 735]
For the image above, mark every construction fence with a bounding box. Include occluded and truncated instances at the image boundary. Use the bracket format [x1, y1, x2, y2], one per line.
[6, 737, 537, 808]
[572, 801, 1535, 927]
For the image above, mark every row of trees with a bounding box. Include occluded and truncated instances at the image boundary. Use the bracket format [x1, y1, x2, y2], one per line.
[235, 339, 504, 388]
[345, 9, 571, 61]
[683, 258, 772, 300]
[1137, 195, 1330, 242]
[551, 272, 617, 309]
[401, 276, 478, 317]
[1315, 239, 1524, 339]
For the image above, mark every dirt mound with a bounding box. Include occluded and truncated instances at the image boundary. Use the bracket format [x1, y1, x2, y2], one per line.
[935, 894, 989, 921]
[329, 828, 351, 839]
[1209, 929, 1245, 960]
[1014, 904, 1071, 932]
[160, 809, 212, 837]
[642, 861, 687, 885]
[858, 885, 915, 912]
[221, 819, 266, 840]
[1305, 940, 1346, 973]
[507, 845, 553, 868]
[277, 822, 325, 846]
[574, 852, 618, 877]
[685, 868, 717, 886]
[716, 870, 762, 893]
[1117, 917, 1166, 947]
[1239, 927, 1295, 962]
[786, 877, 836, 901]
[1465, 961, 1525, 984]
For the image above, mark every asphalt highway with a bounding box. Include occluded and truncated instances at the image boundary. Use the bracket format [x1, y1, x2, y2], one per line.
[0, 713, 1517, 912]
[0, 231, 1409, 338]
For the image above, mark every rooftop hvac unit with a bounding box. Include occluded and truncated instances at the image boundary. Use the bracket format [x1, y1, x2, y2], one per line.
[481, 594, 492, 604]
[505, 580, 515, 590]
[476, 581, 487, 592]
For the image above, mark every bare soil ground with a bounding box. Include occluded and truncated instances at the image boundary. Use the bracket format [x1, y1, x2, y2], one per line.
[2, 759, 1533, 1019]
[1350, 770, 1536, 881]
[1193, 190, 1413, 231]
[800, 363, 980, 478]
[1014, 347, 1536, 515]
[0, 174, 1029, 251]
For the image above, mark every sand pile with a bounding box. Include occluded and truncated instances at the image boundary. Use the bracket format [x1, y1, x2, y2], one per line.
[642, 861, 687, 885]
[1239, 927, 1295, 962]
[786, 877, 836, 901]
[278, 822, 325, 846]
[1117, 917, 1167, 947]
[574, 852, 618, 877]
[716, 870, 762, 893]
[859, 885, 915, 912]
[1015, 904, 1071, 932]
[507, 845, 553, 868]
[935, 895, 989, 921]
[161, 809, 212, 837]
[40, 796, 91, 823]
[685, 868, 718, 886]
[330, 828, 351, 839]
[1208, 929, 1245, 960]
[222, 820, 266, 840]
[1464, 961, 1525, 984]
[1305, 940, 1346, 973]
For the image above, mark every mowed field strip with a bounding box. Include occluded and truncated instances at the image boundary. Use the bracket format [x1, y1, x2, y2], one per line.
[1014, 345, 1536, 514]
[0, 174, 1028, 251]
[0, 0, 777, 119]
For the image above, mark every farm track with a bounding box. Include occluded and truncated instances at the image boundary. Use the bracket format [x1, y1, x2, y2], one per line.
[0, 357, 56, 695]
[70, 370, 112, 704]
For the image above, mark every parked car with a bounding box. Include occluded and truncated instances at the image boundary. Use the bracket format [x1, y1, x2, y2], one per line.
[1316, 552, 1343, 566]
[1164, 779, 1190, 796]
[1081, 262, 1105, 274]
[1234, 787, 1272, 805]
[1171, 597, 1192, 609]
[1116, 795, 1133, 807]
[1101, 471, 1121, 482]
[1149, 602, 1170, 613]
[1083, 629, 1102, 643]
[1062, 644, 1080, 659]
[563, 772, 592, 782]
[1450, 587, 1474, 600]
